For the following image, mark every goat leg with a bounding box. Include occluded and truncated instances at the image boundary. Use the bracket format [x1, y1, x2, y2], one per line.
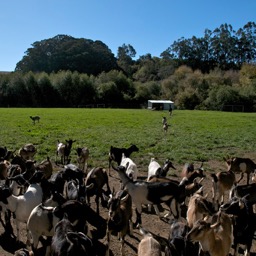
[134, 208, 142, 228]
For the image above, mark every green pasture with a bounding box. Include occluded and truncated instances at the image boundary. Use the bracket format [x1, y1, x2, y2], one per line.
[0, 108, 255, 172]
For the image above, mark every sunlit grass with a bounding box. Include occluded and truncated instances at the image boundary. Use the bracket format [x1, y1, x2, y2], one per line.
[1, 108, 255, 171]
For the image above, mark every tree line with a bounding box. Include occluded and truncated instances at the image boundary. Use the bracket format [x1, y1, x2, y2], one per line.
[0, 22, 255, 111]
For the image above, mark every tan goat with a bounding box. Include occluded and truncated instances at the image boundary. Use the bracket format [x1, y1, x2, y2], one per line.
[35, 157, 53, 179]
[187, 212, 233, 256]
[138, 227, 161, 256]
[211, 169, 236, 210]
[76, 147, 89, 173]
[224, 156, 256, 184]
[0, 160, 11, 180]
[186, 189, 215, 228]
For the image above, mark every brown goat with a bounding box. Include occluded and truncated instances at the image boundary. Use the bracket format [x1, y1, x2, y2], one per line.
[187, 212, 232, 256]
[186, 191, 215, 228]
[76, 147, 89, 174]
[84, 167, 111, 214]
[224, 156, 256, 184]
[106, 189, 133, 256]
[211, 169, 236, 210]
[35, 156, 53, 179]
[0, 160, 11, 180]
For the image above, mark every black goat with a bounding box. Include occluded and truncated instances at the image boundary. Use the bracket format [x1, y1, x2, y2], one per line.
[220, 195, 256, 255]
[51, 213, 95, 256]
[165, 219, 199, 256]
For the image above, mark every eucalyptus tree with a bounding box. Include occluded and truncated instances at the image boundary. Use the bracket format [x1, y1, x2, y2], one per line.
[15, 35, 118, 75]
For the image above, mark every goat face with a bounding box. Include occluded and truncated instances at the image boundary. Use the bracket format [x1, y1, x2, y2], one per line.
[220, 196, 245, 215]
[187, 219, 211, 241]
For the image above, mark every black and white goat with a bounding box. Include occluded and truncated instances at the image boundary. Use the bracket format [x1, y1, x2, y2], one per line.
[56, 139, 76, 165]
[30, 115, 40, 124]
[108, 144, 139, 175]
[51, 213, 94, 256]
[112, 165, 185, 226]
[147, 158, 176, 181]
[120, 153, 138, 181]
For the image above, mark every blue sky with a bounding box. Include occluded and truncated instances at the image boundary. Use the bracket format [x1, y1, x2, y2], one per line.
[1, 0, 255, 71]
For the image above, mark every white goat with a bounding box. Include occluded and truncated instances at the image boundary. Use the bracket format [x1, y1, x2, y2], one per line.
[0, 183, 43, 242]
[27, 204, 59, 253]
[138, 226, 161, 256]
[120, 153, 138, 181]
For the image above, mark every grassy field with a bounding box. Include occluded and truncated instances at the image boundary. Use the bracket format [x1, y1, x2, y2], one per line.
[1, 108, 255, 173]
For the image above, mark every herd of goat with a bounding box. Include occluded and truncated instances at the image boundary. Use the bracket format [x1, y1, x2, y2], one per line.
[0, 140, 256, 256]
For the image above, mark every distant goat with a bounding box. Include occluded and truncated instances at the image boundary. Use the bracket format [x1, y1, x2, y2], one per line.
[76, 147, 89, 173]
[108, 144, 139, 175]
[163, 122, 169, 134]
[56, 139, 76, 165]
[138, 226, 161, 256]
[162, 116, 167, 125]
[224, 156, 256, 184]
[30, 116, 40, 124]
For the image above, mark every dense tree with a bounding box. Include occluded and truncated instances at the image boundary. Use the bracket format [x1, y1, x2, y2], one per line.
[15, 35, 118, 75]
[117, 44, 136, 76]
[163, 22, 256, 72]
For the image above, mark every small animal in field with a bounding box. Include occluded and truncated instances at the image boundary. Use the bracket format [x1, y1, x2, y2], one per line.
[30, 116, 40, 124]
[163, 122, 169, 134]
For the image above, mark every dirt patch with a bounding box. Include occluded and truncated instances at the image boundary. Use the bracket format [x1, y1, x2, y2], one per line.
[0, 158, 256, 256]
